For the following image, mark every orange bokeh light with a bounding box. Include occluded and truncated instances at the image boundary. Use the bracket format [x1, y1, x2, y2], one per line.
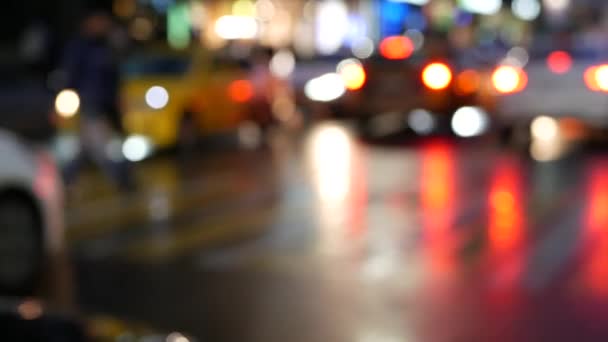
[594, 65, 608, 92]
[492, 65, 527, 94]
[339, 64, 367, 90]
[585, 66, 600, 91]
[379, 36, 414, 60]
[422, 63, 452, 90]
[455, 69, 480, 95]
[546, 51, 572, 74]
[228, 80, 254, 102]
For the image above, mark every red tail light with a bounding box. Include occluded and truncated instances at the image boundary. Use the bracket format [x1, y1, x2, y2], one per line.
[547, 51, 572, 74]
[379, 36, 414, 60]
[228, 80, 254, 102]
[455, 69, 480, 95]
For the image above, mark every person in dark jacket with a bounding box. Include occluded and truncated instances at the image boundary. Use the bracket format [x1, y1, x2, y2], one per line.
[61, 10, 134, 192]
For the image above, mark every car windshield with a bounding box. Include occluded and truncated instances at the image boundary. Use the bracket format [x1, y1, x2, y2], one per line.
[122, 55, 191, 77]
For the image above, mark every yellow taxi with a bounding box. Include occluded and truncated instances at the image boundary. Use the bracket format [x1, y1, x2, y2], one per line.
[120, 47, 267, 150]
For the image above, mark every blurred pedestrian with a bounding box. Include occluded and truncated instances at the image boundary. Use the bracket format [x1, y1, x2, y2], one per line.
[60, 10, 134, 192]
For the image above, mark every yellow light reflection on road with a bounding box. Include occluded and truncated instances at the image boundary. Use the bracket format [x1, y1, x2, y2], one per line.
[307, 124, 360, 254]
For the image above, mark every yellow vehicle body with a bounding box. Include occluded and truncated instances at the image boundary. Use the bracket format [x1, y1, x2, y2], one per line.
[121, 49, 253, 149]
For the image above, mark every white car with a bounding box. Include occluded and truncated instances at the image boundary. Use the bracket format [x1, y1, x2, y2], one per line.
[0, 129, 64, 294]
[496, 57, 608, 126]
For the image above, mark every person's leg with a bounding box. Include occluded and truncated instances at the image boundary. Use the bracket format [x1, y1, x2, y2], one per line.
[83, 117, 136, 192]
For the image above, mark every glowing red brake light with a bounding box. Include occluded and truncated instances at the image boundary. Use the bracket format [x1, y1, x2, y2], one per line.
[228, 80, 254, 102]
[547, 51, 572, 74]
[455, 69, 480, 95]
[379, 36, 414, 60]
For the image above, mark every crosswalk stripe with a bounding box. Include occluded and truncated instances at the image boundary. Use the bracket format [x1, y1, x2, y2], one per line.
[122, 204, 278, 262]
[67, 174, 276, 242]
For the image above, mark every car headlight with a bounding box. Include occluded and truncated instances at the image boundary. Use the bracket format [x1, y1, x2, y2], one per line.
[304, 73, 346, 102]
[451, 106, 489, 138]
[122, 135, 153, 162]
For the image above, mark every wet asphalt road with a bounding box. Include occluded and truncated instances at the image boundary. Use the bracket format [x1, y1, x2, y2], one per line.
[65, 123, 608, 341]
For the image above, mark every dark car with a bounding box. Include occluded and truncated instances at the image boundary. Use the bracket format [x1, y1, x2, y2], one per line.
[296, 46, 497, 140]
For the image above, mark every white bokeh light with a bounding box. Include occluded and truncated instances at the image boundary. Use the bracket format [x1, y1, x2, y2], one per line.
[512, 0, 541, 21]
[503, 46, 530, 68]
[531, 116, 559, 141]
[55, 89, 80, 117]
[214, 15, 258, 40]
[351, 37, 374, 59]
[304, 73, 346, 102]
[269, 49, 295, 79]
[122, 135, 153, 162]
[542, 0, 569, 13]
[145, 86, 169, 109]
[408, 109, 435, 135]
[451, 106, 489, 137]
[315, 0, 349, 55]
[459, 0, 503, 15]
[405, 29, 425, 51]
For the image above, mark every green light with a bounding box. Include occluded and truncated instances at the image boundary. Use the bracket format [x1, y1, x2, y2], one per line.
[168, 3, 191, 49]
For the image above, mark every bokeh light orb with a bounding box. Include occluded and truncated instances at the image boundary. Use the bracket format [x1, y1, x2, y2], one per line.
[145, 86, 170, 109]
[492, 66, 527, 94]
[422, 63, 452, 90]
[379, 36, 414, 60]
[55, 89, 80, 118]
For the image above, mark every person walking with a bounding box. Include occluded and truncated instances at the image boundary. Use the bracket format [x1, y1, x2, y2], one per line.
[60, 10, 134, 192]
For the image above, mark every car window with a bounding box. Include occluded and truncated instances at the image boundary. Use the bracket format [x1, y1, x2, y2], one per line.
[210, 56, 249, 71]
[122, 56, 191, 77]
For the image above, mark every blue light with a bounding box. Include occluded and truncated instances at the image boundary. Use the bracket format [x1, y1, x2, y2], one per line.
[379, 0, 409, 37]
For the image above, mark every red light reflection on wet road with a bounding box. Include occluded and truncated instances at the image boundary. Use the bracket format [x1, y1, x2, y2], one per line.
[347, 144, 368, 239]
[584, 163, 608, 296]
[489, 158, 525, 253]
[421, 141, 455, 237]
[420, 141, 456, 281]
